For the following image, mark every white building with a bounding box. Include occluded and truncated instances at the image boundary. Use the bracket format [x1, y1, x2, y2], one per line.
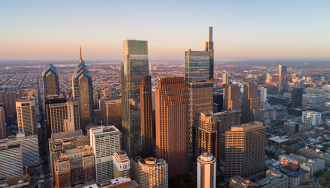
[223, 72, 228, 84]
[16, 97, 37, 136]
[197, 152, 216, 188]
[303, 94, 325, 104]
[90, 126, 121, 183]
[259, 87, 267, 107]
[302, 111, 322, 126]
[113, 150, 130, 178]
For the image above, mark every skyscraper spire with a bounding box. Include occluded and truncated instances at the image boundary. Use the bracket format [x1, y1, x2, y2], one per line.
[80, 45, 82, 60]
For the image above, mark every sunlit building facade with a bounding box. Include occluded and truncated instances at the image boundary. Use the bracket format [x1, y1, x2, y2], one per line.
[42, 62, 60, 96]
[242, 83, 260, 123]
[223, 84, 241, 111]
[16, 97, 37, 136]
[278, 65, 288, 94]
[197, 153, 216, 188]
[121, 40, 150, 158]
[72, 47, 94, 131]
[185, 27, 214, 155]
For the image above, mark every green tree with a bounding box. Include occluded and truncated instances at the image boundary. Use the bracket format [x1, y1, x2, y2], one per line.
[324, 172, 330, 181]
[318, 177, 327, 186]
[217, 185, 225, 188]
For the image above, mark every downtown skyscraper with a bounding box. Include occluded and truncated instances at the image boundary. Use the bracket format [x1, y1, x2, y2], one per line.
[278, 65, 288, 95]
[42, 62, 59, 96]
[72, 47, 94, 131]
[185, 27, 214, 156]
[242, 83, 260, 123]
[155, 77, 189, 178]
[121, 40, 151, 158]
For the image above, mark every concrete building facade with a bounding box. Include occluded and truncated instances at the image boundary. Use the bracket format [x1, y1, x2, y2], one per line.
[197, 152, 216, 188]
[113, 150, 130, 179]
[223, 84, 241, 111]
[16, 97, 37, 136]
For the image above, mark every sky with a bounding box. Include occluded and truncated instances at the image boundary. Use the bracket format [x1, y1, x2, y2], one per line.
[0, 0, 330, 61]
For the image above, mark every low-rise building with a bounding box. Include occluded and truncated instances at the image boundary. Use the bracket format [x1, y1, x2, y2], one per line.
[303, 94, 325, 104]
[83, 177, 139, 188]
[279, 155, 300, 171]
[287, 169, 310, 188]
[229, 170, 288, 188]
[302, 111, 322, 126]
[288, 153, 308, 163]
[300, 159, 325, 177]
[268, 136, 291, 146]
[299, 147, 330, 166]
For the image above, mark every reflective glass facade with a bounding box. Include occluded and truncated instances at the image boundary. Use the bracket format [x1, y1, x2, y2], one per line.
[42, 63, 59, 96]
[122, 40, 150, 158]
[72, 48, 94, 130]
[185, 51, 213, 82]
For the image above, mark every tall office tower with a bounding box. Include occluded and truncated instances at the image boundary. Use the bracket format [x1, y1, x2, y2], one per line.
[3, 133, 39, 167]
[192, 112, 217, 163]
[1, 92, 17, 121]
[140, 75, 153, 158]
[242, 83, 261, 123]
[45, 95, 68, 138]
[54, 145, 96, 188]
[48, 101, 80, 135]
[49, 130, 90, 185]
[72, 47, 94, 131]
[16, 97, 37, 136]
[223, 84, 241, 111]
[101, 99, 122, 132]
[42, 62, 60, 96]
[121, 40, 150, 158]
[90, 126, 121, 183]
[278, 65, 288, 94]
[131, 157, 168, 188]
[213, 93, 223, 112]
[291, 88, 303, 108]
[0, 105, 6, 139]
[259, 87, 267, 109]
[225, 122, 265, 179]
[185, 27, 214, 155]
[155, 77, 189, 178]
[197, 153, 216, 188]
[294, 79, 304, 88]
[0, 144, 23, 179]
[113, 150, 130, 178]
[222, 72, 228, 84]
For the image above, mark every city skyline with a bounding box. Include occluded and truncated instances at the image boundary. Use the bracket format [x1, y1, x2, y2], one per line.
[1, 0, 330, 61]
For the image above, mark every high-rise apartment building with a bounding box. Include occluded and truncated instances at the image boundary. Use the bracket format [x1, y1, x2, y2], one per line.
[223, 72, 228, 84]
[155, 77, 189, 178]
[113, 150, 130, 179]
[1, 92, 18, 121]
[101, 99, 122, 132]
[54, 145, 96, 188]
[291, 88, 303, 108]
[278, 65, 288, 94]
[2, 133, 39, 167]
[16, 97, 37, 136]
[185, 27, 214, 155]
[121, 40, 150, 158]
[0, 106, 6, 139]
[45, 95, 68, 138]
[72, 47, 94, 130]
[42, 62, 60, 96]
[197, 153, 216, 188]
[225, 122, 265, 179]
[140, 75, 153, 158]
[242, 83, 260, 123]
[223, 84, 241, 111]
[0, 144, 23, 179]
[90, 126, 121, 183]
[131, 157, 168, 188]
[193, 112, 217, 162]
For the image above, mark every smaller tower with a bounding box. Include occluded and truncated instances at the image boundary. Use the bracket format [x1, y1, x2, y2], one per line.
[197, 152, 216, 188]
[113, 150, 131, 178]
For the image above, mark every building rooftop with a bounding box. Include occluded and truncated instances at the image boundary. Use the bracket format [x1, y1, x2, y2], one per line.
[269, 136, 291, 143]
[90, 126, 119, 135]
[287, 169, 308, 178]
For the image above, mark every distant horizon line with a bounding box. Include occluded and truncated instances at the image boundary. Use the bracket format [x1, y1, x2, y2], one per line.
[1, 59, 330, 62]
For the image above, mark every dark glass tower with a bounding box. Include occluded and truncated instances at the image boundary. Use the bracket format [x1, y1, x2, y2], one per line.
[278, 65, 288, 94]
[121, 40, 150, 158]
[42, 62, 59, 97]
[72, 47, 94, 131]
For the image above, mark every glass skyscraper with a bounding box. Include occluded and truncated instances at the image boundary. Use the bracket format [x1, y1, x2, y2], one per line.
[42, 62, 59, 96]
[185, 27, 214, 156]
[72, 47, 94, 131]
[121, 40, 150, 158]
